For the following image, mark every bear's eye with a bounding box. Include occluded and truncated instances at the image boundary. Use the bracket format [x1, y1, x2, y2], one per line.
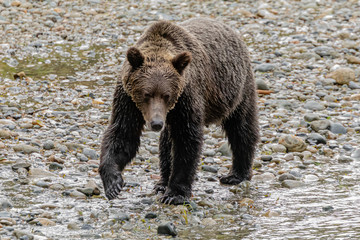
[144, 93, 152, 101]
[163, 94, 170, 102]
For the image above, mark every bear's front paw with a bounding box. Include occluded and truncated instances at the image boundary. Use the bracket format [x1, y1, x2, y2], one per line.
[160, 193, 190, 205]
[100, 168, 125, 200]
[220, 174, 247, 185]
[154, 181, 167, 194]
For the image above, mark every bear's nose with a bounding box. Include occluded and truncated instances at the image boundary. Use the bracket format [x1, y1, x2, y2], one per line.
[150, 120, 164, 132]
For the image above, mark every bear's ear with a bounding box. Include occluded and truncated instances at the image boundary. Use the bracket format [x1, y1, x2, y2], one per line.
[127, 47, 144, 70]
[172, 52, 192, 74]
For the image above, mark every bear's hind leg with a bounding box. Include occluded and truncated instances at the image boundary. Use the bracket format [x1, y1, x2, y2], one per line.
[154, 126, 172, 193]
[220, 99, 259, 185]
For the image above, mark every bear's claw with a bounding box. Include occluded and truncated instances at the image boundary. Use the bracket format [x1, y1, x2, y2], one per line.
[154, 181, 167, 194]
[160, 194, 190, 205]
[102, 171, 125, 200]
[220, 174, 245, 185]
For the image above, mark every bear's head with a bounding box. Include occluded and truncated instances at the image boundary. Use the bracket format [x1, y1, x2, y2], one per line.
[123, 47, 191, 132]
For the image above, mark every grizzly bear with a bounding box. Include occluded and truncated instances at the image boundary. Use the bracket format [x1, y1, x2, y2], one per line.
[99, 18, 259, 205]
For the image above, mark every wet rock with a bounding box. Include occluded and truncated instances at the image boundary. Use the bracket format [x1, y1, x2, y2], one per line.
[255, 63, 276, 72]
[310, 120, 331, 132]
[145, 212, 157, 219]
[306, 133, 327, 145]
[278, 135, 307, 152]
[282, 180, 305, 188]
[329, 123, 347, 134]
[252, 172, 275, 182]
[157, 222, 177, 236]
[304, 100, 325, 111]
[278, 173, 296, 182]
[13, 144, 39, 154]
[327, 68, 355, 85]
[202, 165, 218, 173]
[201, 218, 217, 226]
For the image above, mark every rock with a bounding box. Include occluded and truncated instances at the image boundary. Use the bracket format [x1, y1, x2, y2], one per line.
[346, 55, 360, 64]
[304, 113, 320, 122]
[69, 190, 87, 199]
[12, 162, 31, 172]
[303, 100, 325, 111]
[11, 1, 21, 7]
[217, 142, 232, 157]
[278, 173, 296, 182]
[252, 172, 275, 182]
[157, 222, 177, 236]
[13, 144, 39, 154]
[310, 120, 331, 132]
[113, 213, 130, 222]
[304, 174, 319, 182]
[239, 198, 254, 206]
[0, 199, 13, 209]
[77, 188, 95, 196]
[255, 63, 276, 72]
[327, 68, 355, 85]
[337, 156, 353, 163]
[201, 165, 218, 173]
[271, 144, 287, 153]
[67, 222, 81, 230]
[261, 155, 272, 161]
[43, 140, 55, 150]
[0, 129, 18, 139]
[350, 94, 360, 101]
[349, 81, 360, 89]
[13, 230, 34, 240]
[278, 135, 307, 152]
[84, 180, 100, 195]
[49, 162, 64, 171]
[83, 148, 98, 159]
[201, 218, 217, 226]
[329, 123, 347, 134]
[351, 149, 360, 159]
[282, 180, 305, 188]
[145, 212, 157, 219]
[306, 133, 327, 145]
[256, 79, 269, 90]
[29, 168, 57, 178]
[29, 218, 56, 226]
[313, 46, 338, 58]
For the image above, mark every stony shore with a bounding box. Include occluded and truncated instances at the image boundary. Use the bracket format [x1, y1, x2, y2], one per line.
[1, 0, 360, 239]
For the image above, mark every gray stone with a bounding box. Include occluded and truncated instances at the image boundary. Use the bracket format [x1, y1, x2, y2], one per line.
[255, 63, 276, 72]
[77, 188, 95, 196]
[278, 173, 296, 182]
[261, 155, 272, 161]
[0, 199, 13, 209]
[329, 123, 347, 134]
[351, 149, 360, 159]
[49, 162, 64, 171]
[157, 222, 177, 236]
[145, 212, 157, 219]
[113, 213, 130, 222]
[313, 46, 338, 57]
[306, 133, 327, 145]
[304, 113, 320, 122]
[13, 230, 34, 240]
[201, 165, 218, 173]
[43, 140, 55, 150]
[304, 100, 325, 111]
[289, 170, 302, 178]
[349, 81, 360, 89]
[327, 68, 355, 85]
[12, 162, 31, 172]
[77, 153, 88, 162]
[44, 20, 55, 28]
[337, 156, 354, 163]
[256, 79, 269, 90]
[82, 148, 98, 160]
[217, 142, 232, 157]
[310, 120, 331, 132]
[13, 144, 39, 154]
[282, 180, 305, 188]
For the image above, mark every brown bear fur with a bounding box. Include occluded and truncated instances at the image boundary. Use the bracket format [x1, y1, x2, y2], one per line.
[99, 18, 259, 204]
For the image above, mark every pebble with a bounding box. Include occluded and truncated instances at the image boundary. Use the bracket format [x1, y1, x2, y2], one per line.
[201, 218, 217, 226]
[145, 212, 157, 219]
[304, 114, 320, 122]
[282, 180, 305, 188]
[12, 163, 31, 172]
[157, 222, 177, 236]
[217, 142, 232, 157]
[82, 148, 98, 160]
[278, 135, 307, 152]
[310, 120, 331, 132]
[255, 63, 276, 72]
[306, 133, 327, 145]
[256, 79, 269, 90]
[278, 173, 296, 182]
[201, 165, 218, 173]
[329, 123, 347, 134]
[29, 218, 56, 226]
[327, 68, 356, 85]
[43, 140, 55, 150]
[252, 172, 275, 182]
[351, 149, 360, 159]
[12, 144, 39, 154]
[48, 162, 64, 171]
[0, 199, 13, 210]
[304, 100, 325, 111]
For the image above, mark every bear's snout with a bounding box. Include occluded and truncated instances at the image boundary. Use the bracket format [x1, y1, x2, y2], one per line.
[150, 119, 164, 132]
